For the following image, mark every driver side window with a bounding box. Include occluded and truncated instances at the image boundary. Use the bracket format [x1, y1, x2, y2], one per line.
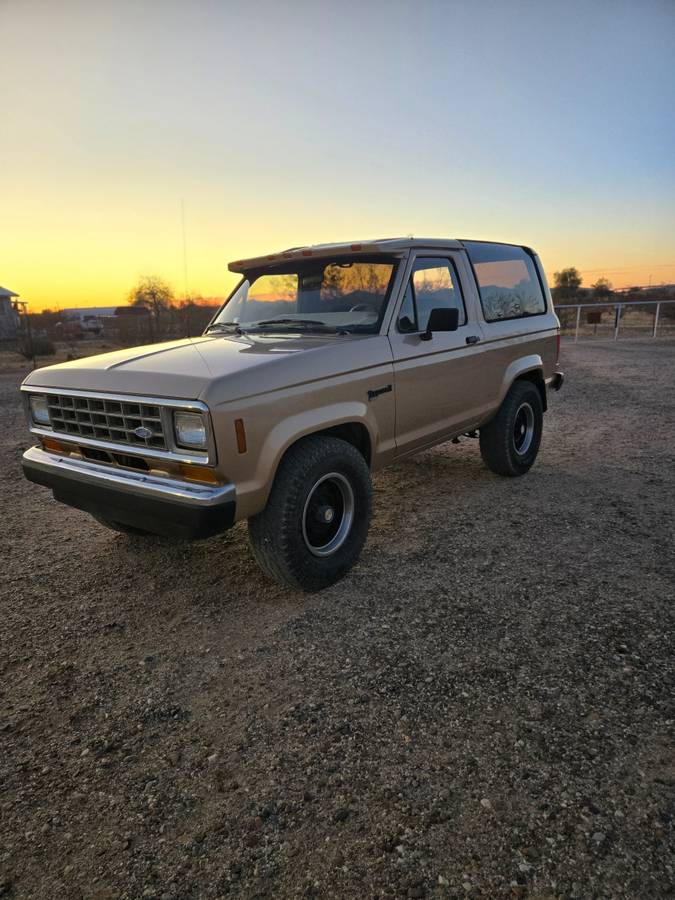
[398, 258, 466, 332]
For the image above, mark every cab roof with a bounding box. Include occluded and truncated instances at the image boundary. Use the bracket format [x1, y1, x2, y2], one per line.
[227, 237, 466, 273]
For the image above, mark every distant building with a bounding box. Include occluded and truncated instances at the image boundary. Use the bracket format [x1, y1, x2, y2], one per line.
[0, 286, 21, 340]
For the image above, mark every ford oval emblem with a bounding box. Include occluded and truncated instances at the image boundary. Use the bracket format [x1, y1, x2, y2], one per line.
[133, 425, 153, 439]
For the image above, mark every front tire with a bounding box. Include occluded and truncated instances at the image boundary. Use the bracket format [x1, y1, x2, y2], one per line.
[479, 380, 543, 476]
[248, 436, 372, 591]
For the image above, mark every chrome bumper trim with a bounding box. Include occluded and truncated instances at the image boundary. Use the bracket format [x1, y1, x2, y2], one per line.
[22, 446, 235, 508]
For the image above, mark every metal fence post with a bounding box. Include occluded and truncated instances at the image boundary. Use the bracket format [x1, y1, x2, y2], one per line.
[557, 299, 672, 341]
[653, 303, 661, 338]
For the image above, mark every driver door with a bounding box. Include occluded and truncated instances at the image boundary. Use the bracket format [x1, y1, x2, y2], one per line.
[388, 251, 489, 454]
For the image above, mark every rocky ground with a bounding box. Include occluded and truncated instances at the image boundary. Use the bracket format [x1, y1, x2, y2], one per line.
[1, 340, 673, 899]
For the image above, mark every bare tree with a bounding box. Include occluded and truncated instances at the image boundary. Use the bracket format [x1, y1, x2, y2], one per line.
[128, 276, 175, 337]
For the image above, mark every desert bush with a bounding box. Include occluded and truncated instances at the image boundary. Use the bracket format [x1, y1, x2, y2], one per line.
[20, 336, 55, 358]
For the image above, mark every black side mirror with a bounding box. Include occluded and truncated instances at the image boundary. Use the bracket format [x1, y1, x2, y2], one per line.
[421, 307, 459, 341]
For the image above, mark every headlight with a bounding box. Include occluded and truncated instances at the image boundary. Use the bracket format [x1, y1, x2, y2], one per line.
[29, 395, 51, 426]
[174, 411, 207, 449]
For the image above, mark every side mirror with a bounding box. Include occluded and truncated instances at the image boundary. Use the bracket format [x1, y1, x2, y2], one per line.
[421, 307, 459, 341]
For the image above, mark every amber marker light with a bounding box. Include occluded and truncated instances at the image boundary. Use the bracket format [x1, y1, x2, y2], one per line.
[178, 464, 219, 485]
[234, 418, 247, 454]
[41, 437, 68, 453]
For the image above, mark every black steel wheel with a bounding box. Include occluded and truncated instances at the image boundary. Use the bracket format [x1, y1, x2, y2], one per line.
[479, 380, 543, 476]
[248, 436, 372, 591]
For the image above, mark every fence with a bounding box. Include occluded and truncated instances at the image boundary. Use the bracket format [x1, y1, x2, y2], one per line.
[556, 299, 675, 341]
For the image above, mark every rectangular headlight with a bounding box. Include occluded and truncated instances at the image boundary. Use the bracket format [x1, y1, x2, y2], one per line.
[29, 394, 51, 426]
[174, 411, 207, 449]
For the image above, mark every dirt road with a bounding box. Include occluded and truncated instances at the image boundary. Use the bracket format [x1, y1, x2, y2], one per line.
[1, 340, 673, 899]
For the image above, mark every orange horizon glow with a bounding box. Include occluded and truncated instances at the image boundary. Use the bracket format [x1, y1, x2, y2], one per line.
[9, 258, 675, 313]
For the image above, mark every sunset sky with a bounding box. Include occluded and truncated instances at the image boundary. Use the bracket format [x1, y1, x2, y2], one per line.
[1, 0, 674, 311]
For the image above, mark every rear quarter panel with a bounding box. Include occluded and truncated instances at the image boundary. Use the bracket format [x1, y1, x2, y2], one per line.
[471, 251, 560, 414]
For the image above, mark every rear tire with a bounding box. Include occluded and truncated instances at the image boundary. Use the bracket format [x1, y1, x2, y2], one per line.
[92, 515, 154, 536]
[248, 436, 372, 591]
[480, 380, 543, 476]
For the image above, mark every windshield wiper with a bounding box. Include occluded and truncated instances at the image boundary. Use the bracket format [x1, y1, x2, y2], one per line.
[246, 318, 343, 333]
[205, 322, 245, 335]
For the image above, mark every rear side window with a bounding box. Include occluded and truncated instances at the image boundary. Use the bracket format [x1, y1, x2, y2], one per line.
[464, 241, 546, 322]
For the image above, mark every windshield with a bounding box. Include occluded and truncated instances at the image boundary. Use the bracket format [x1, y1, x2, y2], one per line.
[209, 257, 398, 334]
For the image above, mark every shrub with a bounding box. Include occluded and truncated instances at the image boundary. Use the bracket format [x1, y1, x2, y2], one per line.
[20, 337, 56, 358]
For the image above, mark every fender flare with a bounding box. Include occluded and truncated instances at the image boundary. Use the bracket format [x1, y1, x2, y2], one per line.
[498, 354, 546, 410]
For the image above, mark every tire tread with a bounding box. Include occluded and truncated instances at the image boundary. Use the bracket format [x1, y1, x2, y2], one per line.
[479, 380, 543, 477]
[248, 436, 372, 591]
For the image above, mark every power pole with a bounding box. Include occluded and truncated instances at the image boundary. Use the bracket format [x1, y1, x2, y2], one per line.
[14, 299, 36, 370]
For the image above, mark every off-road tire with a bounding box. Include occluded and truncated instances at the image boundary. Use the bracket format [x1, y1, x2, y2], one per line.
[248, 436, 372, 591]
[92, 515, 154, 537]
[479, 380, 543, 476]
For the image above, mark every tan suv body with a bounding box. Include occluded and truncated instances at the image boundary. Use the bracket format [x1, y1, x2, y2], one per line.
[21, 237, 563, 590]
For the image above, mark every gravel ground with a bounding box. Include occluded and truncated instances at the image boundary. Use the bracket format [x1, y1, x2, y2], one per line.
[1, 340, 674, 900]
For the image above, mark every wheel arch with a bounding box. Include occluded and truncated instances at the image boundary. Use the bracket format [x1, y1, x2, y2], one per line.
[500, 355, 547, 412]
[234, 404, 377, 520]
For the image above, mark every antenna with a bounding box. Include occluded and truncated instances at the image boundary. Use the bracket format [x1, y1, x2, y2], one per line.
[181, 199, 189, 301]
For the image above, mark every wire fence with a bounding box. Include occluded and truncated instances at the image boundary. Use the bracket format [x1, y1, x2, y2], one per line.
[556, 300, 675, 341]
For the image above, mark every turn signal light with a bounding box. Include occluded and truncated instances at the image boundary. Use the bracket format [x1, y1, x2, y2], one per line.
[178, 464, 219, 485]
[41, 437, 68, 453]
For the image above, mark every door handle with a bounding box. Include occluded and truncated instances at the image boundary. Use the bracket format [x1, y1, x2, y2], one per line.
[466, 335, 480, 345]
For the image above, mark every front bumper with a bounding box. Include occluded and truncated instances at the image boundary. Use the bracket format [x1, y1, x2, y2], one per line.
[22, 446, 236, 539]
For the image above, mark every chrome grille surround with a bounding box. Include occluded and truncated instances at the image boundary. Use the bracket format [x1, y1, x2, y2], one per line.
[21, 386, 215, 465]
[46, 393, 167, 450]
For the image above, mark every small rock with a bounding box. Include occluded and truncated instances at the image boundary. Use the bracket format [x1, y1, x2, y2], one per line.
[480, 798, 492, 810]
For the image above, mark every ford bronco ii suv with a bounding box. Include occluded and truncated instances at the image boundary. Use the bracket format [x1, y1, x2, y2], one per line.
[21, 238, 563, 591]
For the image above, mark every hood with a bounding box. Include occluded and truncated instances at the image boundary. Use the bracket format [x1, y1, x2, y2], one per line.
[23, 334, 393, 402]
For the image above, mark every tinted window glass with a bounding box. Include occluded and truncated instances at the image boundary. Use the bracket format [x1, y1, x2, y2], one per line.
[464, 241, 546, 322]
[398, 258, 465, 332]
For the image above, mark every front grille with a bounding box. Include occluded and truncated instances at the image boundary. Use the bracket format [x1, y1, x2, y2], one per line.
[46, 393, 167, 450]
